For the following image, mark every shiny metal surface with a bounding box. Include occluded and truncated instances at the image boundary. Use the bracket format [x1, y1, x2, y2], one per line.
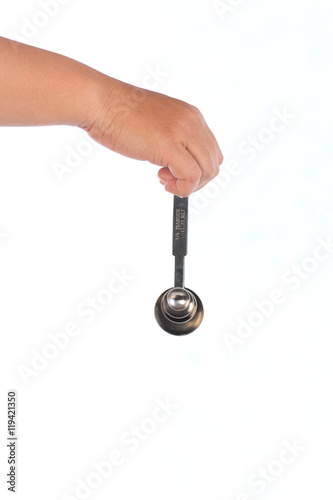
[155, 287, 204, 336]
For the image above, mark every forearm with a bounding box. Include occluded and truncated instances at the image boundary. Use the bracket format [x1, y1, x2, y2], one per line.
[0, 36, 110, 128]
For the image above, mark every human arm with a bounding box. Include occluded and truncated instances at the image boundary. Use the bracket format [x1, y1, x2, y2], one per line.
[0, 36, 223, 196]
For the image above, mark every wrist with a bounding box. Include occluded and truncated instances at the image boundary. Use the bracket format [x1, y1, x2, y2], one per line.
[77, 72, 123, 134]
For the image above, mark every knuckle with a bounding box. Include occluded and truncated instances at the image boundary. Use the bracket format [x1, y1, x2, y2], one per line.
[189, 104, 202, 117]
[175, 105, 203, 130]
[189, 107, 204, 125]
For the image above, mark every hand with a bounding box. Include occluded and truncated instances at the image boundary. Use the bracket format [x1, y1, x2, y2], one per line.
[84, 77, 223, 197]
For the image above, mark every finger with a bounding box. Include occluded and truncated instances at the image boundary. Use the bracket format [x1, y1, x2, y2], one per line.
[205, 123, 223, 166]
[193, 108, 223, 169]
[163, 146, 202, 197]
[192, 129, 222, 192]
[159, 141, 216, 195]
[203, 126, 219, 167]
[185, 139, 216, 191]
[158, 140, 220, 195]
[193, 176, 216, 193]
[192, 152, 223, 193]
[157, 166, 176, 183]
[191, 127, 223, 192]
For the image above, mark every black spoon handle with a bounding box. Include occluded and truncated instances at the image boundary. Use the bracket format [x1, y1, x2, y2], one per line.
[172, 195, 188, 288]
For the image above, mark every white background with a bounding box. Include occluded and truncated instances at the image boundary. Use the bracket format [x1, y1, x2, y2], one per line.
[1, 0, 333, 498]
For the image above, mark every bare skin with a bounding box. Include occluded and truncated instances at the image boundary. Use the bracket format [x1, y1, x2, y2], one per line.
[0, 36, 223, 196]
